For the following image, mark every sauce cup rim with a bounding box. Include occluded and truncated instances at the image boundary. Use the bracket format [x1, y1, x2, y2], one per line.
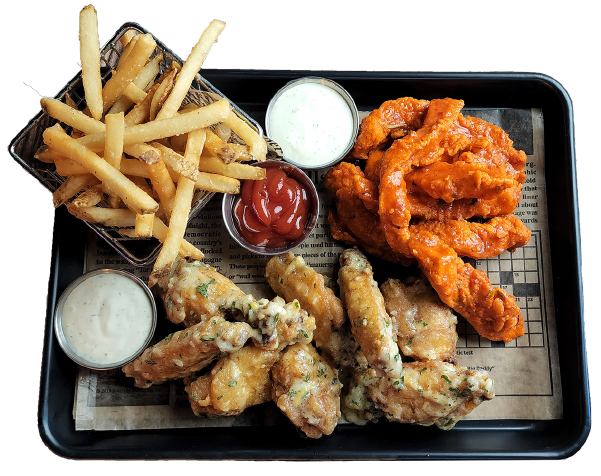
[54, 268, 157, 371]
[222, 160, 319, 256]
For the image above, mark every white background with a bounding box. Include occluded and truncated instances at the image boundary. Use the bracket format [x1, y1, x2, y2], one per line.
[1, 0, 597, 472]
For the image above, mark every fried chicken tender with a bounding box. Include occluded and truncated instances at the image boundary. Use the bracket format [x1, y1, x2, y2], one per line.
[157, 258, 254, 326]
[271, 343, 342, 438]
[353, 362, 494, 430]
[381, 277, 458, 363]
[338, 248, 403, 379]
[185, 345, 279, 417]
[265, 252, 355, 366]
[409, 230, 524, 342]
[122, 316, 257, 388]
[351, 97, 430, 160]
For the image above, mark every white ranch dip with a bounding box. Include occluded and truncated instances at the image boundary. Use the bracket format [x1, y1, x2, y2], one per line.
[61, 273, 154, 365]
[268, 82, 354, 168]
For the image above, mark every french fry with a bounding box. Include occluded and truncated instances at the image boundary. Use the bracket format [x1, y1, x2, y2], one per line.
[119, 30, 137, 48]
[149, 129, 206, 286]
[117, 33, 138, 69]
[122, 83, 147, 104]
[101, 33, 157, 112]
[150, 67, 176, 120]
[194, 172, 240, 194]
[128, 175, 153, 196]
[124, 81, 162, 127]
[223, 111, 267, 161]
[197, 156, 266, 180]
[67, 206, 137, 227]
[41, 97, 105, 135]
[227, 143, 253, 162]
[135, 213, 154, 237]
[34, 145, 57, 164]
[104, 112, 125, 206]
[155, 20, 226, 121]
[70, 183, 104, 208]
[108, 53, 163, 116]
[43, 124, 159, 215]
[78, 98, 231, 152]
[52, 173, 98, 207]
[79, 5, 103, 120]
[204, 129, 236, 163]
[119, 217, 203, 260]
[136, 146, 177, 217]
[214, 123, 231, 142]
[150, 142, 199, 181]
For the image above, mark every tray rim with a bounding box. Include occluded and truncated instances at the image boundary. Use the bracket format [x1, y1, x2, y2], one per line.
[36, 69, 590, 461]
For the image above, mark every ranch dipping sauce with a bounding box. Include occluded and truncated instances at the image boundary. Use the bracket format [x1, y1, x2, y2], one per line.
[55, 270, 156, 369]
[266, 77, 359, 169]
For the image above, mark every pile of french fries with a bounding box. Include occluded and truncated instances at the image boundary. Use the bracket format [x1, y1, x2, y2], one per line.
[36, 5, 267, 286]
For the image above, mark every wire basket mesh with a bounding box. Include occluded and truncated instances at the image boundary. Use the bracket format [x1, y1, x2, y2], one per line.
[9, 22, 263, 266]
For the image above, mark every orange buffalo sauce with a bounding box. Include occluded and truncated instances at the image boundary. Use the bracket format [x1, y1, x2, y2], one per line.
[233, 167, 309, 247]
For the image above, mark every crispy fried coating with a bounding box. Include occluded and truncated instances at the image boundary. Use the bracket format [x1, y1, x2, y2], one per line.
[157, 258, 254, 326]
[351, 97, 430, 160]
[355, 361, 494, 429]
[409, 230, 524, 342]
[338, 248, 403, 379]
[381, 277, 458, 363]
[271, 343, 342, 438]
[122, 316, 257, 388]
[265, 252, 351, 365]
[186, 344, 279, 417]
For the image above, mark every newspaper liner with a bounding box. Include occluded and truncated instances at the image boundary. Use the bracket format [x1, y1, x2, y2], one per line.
[74, 107, 562, 431]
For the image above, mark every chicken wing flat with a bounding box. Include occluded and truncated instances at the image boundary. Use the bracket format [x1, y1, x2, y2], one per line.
[186, 344, 279, 417]
[157, 258, 255, 326]
[355, 361, 494, 429]
[122, 316, 257, 388]
[380, 277, 458, 363]
[271, 342, 342, 438]
[266, 252, 354, 365]
[338, 248, 403, 379]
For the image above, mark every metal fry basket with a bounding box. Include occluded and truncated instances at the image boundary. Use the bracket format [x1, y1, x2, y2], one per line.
[8, 22, 263, 266]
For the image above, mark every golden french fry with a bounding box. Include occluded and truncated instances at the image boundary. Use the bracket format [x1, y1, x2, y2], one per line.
[79, 99, 231, 152]
[204, 129, 236, 163]
[214, 123, 231, 142]
[34, 145, 57, 163]
[155, 20, 226, 121]
[128, 175, 153, 196]
[44, 125, 159, 215]
[117, 33, 139, 70]
[149, 129, 206, 286]
[67, 205, 137, 227]
[108, 53, 163, 116]
[101, 33, 157, 112]
[228, 143, 253, 162]
[52, 173, 98, 207]
[137, 146, 177, 217]
[150, 67, 176, 121]
[79, 5, 103, 120]
[122, 83, 147, 104]
[194, 172, 240, 194]
[135, 213, 154, 237]
[124, 81, 162, 127]
[64, 93, 78, 110]
[119, 217, 203, 260]
[119, 30, 137, 48]
[223, 111, 267, 161]
[197, 156, 266, 180]
[104, 112, 125, 204]
[150, 142, 199, 182]
[70, 183, 104, 208]
[41, 97, 105, 135]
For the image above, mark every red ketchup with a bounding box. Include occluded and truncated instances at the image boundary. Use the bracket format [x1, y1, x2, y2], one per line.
[233, 167, 310, 248]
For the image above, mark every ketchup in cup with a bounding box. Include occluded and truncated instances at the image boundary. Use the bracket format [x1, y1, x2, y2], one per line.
[233, 167, 310, 248]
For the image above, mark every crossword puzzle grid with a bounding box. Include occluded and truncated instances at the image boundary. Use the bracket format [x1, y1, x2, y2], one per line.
[458, 231, 545, 349]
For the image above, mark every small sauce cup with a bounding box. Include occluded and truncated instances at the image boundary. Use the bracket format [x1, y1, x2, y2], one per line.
[265, 76, 360, 170]
[54, 269, 157, 370]
[222, 161, 319, 255]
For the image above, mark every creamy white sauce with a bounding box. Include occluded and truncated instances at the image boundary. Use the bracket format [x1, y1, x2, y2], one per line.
[61, 273, 153, 365]
[268, 82, 354, 167]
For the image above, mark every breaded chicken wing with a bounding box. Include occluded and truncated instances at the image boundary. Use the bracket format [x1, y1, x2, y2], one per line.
[185, 344, 279, 417]
[381, 277, 458, 362]
[266, 252, 353, 365]
[122, 316, 257, 388]
[338, 248, 403, 379]
[271, 342, 342, 438]
[356, 361, 494, 429]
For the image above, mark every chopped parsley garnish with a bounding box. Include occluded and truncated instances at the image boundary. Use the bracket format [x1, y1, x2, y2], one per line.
[442, 375, 453, 385]
[164, 332, 175, 341]
[191, 392, 198, 400]
[200, 337, 215, 342]
[303, 373, 311, 382]
[217, 395, 223, 400]
[228, 381, 237, 387]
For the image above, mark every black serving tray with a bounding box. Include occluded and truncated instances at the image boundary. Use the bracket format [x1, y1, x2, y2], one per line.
[37, 70, 590, 460]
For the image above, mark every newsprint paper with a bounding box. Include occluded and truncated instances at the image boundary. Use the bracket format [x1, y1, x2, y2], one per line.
[72, 107, 562, 430]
